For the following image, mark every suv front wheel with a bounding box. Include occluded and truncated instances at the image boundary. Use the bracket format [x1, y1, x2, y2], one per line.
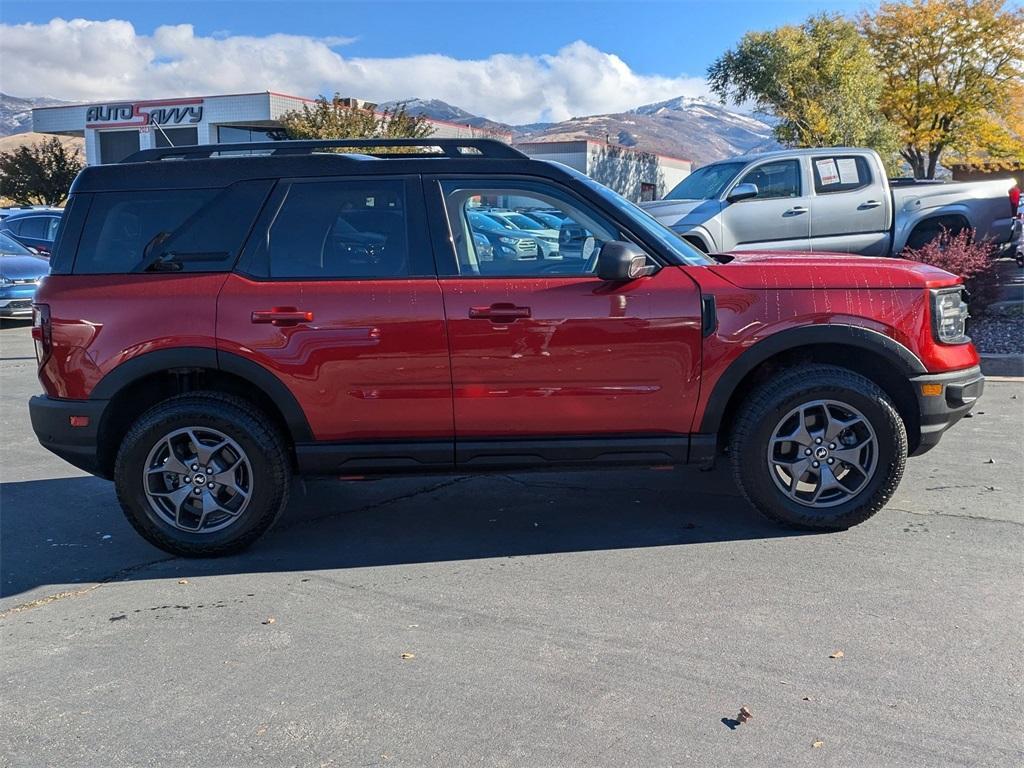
[114, 392, 291, 557]
[729, 365, 908, 530]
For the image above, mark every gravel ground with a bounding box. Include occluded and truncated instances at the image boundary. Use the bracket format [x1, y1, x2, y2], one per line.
[969, 315, 1024, 355]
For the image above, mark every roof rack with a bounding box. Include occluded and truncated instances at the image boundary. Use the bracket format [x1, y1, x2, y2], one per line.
[123, 138, 527, 163]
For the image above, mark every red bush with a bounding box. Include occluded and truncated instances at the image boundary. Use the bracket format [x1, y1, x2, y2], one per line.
[901, 227, 999, 314]
[900, 227, 992, 281]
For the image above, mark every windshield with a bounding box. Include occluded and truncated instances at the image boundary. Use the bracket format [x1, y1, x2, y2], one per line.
[0, 231, 33, 256]
[563, 167, 711, 265]
[665, 162, 746, 200]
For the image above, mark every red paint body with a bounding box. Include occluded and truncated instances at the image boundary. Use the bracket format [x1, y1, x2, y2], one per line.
[34, 251, 978, 441]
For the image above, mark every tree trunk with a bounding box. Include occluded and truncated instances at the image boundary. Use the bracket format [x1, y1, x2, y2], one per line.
[901, 146, 927, 179]
[925, 146, 943, 180]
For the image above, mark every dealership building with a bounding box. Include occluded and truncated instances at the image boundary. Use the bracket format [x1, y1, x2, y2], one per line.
[32, 90, 689, 201]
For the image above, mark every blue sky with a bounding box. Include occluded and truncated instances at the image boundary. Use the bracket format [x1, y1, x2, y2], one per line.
[1, 0, 873, 123]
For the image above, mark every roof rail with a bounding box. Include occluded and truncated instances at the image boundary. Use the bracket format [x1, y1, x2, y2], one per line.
[123, 138, 527, 163]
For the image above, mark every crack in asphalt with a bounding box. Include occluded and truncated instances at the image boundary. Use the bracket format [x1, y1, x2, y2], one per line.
[0, 556, 179, 620]
[891, 506, 1024, 526]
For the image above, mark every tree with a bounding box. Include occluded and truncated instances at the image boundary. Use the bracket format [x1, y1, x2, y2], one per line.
[279, 93, 434, 151]
[0, 137, 84, 206]
[708, 14, 897, 162]
[861, 0, 1024, 178]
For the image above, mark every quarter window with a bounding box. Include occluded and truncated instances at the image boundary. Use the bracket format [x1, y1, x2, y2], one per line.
[73, 181, 272, 274]
[736, 160, 802, 200]
[265, 179, 414, 279]
[439, 180, 623, 277]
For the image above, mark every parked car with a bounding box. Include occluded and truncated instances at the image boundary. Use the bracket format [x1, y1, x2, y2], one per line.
[467, 211, 539, 260]
[481, 210, 561, 257]
[30, 138, 983, 557]
[522, 210, 568, 230]
[0, 207, 63, 255]
[643, 147, 1017, 255]
[0, 204, 54, 220]
[0, 232, 49, 317]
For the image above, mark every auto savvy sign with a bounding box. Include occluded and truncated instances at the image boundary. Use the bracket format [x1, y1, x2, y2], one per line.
[85, 98, 203, 128]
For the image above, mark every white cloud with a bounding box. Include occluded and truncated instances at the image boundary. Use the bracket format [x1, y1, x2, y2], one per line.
[0, 18, 711, 124]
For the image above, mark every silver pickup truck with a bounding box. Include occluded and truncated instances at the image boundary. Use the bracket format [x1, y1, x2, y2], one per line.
[643, 147, 1017, 255]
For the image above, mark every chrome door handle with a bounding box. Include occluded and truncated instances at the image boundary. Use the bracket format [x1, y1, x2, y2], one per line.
[859, 200, 882, 209]
[784, 206, 808, 216]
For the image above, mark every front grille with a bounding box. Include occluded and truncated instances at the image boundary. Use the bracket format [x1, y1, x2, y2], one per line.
[516, 239, 538, 257]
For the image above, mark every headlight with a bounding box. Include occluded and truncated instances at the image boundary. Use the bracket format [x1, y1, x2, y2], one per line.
[498, 236, 516, 245]
[931, 287, 970, 344]
[0, 276, 11, 285]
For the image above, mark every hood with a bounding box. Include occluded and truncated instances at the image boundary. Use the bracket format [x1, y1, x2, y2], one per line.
[641, 198, 720, 227]
[0, 254, 49, 281]
[707, 251, 960, 290]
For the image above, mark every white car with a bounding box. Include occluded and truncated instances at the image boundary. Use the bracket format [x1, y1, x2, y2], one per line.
[483, 211, 561, 258]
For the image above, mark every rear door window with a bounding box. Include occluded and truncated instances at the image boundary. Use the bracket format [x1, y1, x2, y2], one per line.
[812, 155, 872, 194]
[73, 181, 272, 274]
[18, 217, 49, 239]
[251, 178, 430, 279]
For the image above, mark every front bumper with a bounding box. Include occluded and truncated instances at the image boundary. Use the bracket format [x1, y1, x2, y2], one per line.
[29, 395, 110, 477]
[909, 365, 984, 456]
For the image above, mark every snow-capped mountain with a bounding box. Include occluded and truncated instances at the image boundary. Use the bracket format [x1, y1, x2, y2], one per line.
[0, 93, 71, 137]
[516, 96, 779, 165]
[378, 98, 513, 136]
[383, 95, 778, 166]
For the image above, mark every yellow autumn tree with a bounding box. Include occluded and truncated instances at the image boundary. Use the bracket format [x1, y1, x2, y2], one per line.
[861, 0, 1024, 178]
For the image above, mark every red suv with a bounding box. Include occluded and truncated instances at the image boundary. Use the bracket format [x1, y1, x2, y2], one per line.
[29, 139, 984, 556]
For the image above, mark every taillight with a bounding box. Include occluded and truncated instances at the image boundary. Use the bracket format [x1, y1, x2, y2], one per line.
[31, 304, 51, 366]
[1010, 185, 1021, 215]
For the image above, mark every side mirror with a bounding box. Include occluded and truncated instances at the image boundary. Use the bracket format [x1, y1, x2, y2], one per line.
[727, 182, 759, 203]
[596, 241, 656, 282]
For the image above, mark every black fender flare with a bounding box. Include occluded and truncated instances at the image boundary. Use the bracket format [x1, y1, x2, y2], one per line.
[90, 346, 314, 442]
[699, 325, 926, 433]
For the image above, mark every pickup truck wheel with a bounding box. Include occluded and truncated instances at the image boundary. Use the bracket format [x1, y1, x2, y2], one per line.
[114, 392, 290, 557]
[729, 365, 907, 530]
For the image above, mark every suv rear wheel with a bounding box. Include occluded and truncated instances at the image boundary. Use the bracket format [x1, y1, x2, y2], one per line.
[114, 392, 290, 557]
[729, 365, 907, 530]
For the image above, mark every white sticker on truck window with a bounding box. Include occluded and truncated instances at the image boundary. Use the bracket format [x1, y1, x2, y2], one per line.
[836, 158, 860, 185]
[816, 158, 840, 186]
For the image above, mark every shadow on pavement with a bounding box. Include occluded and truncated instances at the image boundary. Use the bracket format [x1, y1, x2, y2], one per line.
[1, 469, 811, 598]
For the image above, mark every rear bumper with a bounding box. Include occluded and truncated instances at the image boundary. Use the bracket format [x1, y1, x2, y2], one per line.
[909, 365, 984, 456]
[29, 395, 110, 478]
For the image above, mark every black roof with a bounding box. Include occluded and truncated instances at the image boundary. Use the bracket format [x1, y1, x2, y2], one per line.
[72, 138, 567, 193]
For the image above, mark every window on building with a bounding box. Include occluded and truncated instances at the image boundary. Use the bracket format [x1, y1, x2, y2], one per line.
[440, 180, 625, 277]
[73, 181, 273, 274]
[639, 182, 657, 202]
[262, 179, 414, 279]
[98, 130, 141, 164]
[736, 160, 801, 199]
[154, 126, 199, 148]
[217, 125, 287, 143]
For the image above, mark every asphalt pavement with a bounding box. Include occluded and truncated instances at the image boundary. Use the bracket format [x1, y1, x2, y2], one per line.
[1, 319, 1022, 767]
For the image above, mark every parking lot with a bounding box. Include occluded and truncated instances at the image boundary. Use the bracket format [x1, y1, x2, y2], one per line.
[1, 318, 1021, 767]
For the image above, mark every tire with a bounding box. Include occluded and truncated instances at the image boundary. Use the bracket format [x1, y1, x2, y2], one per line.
[729, 365, 907, 530]
[114, 392, 290, 557]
